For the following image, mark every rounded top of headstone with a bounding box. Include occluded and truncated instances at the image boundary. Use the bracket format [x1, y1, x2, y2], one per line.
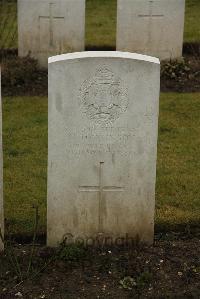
[48, 51, 160, 65]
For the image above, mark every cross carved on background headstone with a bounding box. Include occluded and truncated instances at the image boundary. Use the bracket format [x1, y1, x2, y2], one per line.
[138, 0, 164, 47]
[138, 1, 164, 19]
[39, 2, 65, 47]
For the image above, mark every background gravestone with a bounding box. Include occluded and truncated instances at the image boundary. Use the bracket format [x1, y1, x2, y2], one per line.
[18, 0, 85, 68]
[117, 0, 185, 60]
[47, 52, 160, 247]
[0, 70, 3, 252]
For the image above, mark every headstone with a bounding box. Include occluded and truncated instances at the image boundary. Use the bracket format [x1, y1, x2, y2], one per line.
[117, 0, 185, 60]
[0, 70, 3, 251]
[47, 52, 160, 247]
[18, 0, 85, 68]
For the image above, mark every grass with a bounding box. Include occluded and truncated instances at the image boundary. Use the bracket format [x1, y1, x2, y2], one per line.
[3, 97, 47, 235]
[156, 93, 200, 230]
[2, 93, 200, 236]
[86, 0, 117, 48]
[0, 0, 199, 50]
[0, 1, 17, 49]
[184, 0, 200, 43]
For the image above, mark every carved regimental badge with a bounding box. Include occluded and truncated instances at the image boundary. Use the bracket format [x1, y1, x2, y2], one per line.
[79, 67, 129, 125]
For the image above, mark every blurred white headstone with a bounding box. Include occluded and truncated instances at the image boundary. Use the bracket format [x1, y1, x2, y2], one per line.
[117, 0, 185, 60]
[18, 0, 85, 68]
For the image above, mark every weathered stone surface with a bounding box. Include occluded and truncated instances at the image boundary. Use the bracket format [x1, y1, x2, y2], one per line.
[18, 0, 85, 68]
[47, 52, 160, 247]
[0, 70, 3, 252]
[117, 0, 185, 60]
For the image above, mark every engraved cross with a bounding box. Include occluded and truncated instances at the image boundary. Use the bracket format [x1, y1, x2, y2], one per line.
[138, 1, 164, 19]
[39, 3, 65, 47]
[138, 1, 164, 48]
[79, 162, 124, 232]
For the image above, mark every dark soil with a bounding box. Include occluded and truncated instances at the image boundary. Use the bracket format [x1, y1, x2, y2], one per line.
[0, 43, 200, 97]
[0, 234, 200, 299]
[1, 55, 48, 97]
[161, 55, 200, 93]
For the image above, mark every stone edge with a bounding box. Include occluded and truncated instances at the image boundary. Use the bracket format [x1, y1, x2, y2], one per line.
[48, 51, 160, 65]
[0, 68, 3, 252]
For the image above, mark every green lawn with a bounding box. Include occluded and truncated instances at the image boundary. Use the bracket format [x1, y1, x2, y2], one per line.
[3, 97, 47, 235]
[86, 0, 117, 48]
[156, 93, 200, 231]
[184, 0, 200, 42]
[2, 93, 200, 236]
[0, 0, 199, 50]
[0, 1, 17, 49]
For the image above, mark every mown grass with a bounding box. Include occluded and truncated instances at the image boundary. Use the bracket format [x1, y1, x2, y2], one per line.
[0, 1, 17, 49]
[2, 93, 200, 235]
[86, 0, 117, 48]
[0, 0, 199, 50]
[184, 0, 200, 42]
[3, 97, 47, 235]
[156, 93, 200, 230]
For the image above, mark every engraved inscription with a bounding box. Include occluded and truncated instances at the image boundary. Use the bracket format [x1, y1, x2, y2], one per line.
[79, 66, 129, 125]
[65, 126, 136, 157]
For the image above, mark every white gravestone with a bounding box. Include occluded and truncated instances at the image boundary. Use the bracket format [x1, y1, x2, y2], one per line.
[18, 0, 85, 68]
[0, 70, 3, 251]
[117, 0, 185, 60]
[47, 52, 160, 247]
